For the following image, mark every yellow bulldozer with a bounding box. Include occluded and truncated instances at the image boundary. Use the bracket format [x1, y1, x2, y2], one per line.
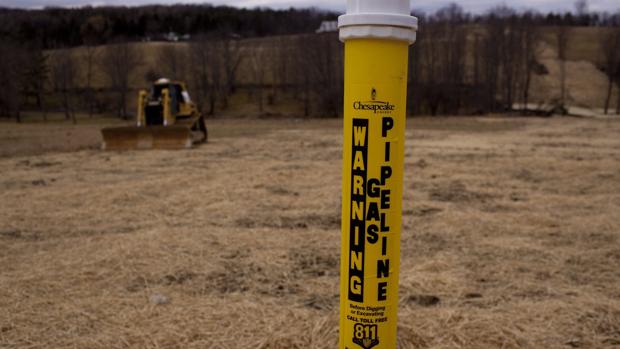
[101, 79, 208, 150]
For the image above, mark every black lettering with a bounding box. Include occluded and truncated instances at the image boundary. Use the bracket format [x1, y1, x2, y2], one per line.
[382, 236, 388, 255]
[353, 101, 395, 114]
[367, 178, 380, 198]
[367, 224, 379, 244]
[380, 166, 392, 185]
[348, 118, 368, 303]
[378, 282, 388, 301]
[382, 117, 394, 137]
[381, 189, 391, 209]
[366, 202, 380, 221]
[352, 225, 364, 247]
[380, 213, 389, 232]
[377, 259, 389, 278]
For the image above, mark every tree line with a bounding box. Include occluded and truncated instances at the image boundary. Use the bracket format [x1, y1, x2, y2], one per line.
[0, 5, 337, 49]
[1, 2, 619, 49]
[409, 3, 620, 116]
[0, 3, 619, 121]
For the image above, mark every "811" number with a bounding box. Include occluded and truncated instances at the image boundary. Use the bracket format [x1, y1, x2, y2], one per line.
[354, 324, 377, 340]
[352, 323, 379, 348]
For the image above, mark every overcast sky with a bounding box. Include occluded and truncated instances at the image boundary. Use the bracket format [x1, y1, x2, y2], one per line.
[1, 0, 619, 14]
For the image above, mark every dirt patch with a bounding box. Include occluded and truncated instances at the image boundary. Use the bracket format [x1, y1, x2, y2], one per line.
[126, 270, 199, 292]
[513, 168, 543, 183]
[204, 261, 267, 294]
[303, 294, 339, 310]
[289, 247, 339, 278]
[0, 229, 42, 241]
[406, 294, 441, 307]
[406, 205, 443, 217]
[428, 180, 496, 203]
[235, 213, 340, 230]
[254, 184, 300, 196]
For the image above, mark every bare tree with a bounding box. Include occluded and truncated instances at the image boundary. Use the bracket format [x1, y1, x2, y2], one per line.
[420, 4, 466, 114]
[617, 61, 620, 115]
[189, 38, 212, 115]
[0, 40, 25, 122]
[100, 42, 140, 118]
[478, 6, 520, 113]
[600, 29, 620, 115]
[444, 19, 467, 114]
[247, 42, 268, 112]
[221, 38, 243, 108]
[472, 33, 482, 86]
[289, 33, 343, 117]
[83, 45, 98, 117]
[407, 35, 420, 116]
[435, 3, 466, 23]
[408, 6, 470, 115]
[482, 25, 502, 112]
[519, 15, 542, 113]
[293, 35, 313, 117]
[501, 16, 526, 111]
[575, 0, 589, 17]
[157, 44, 186, 80]
[51, 50, 78, 124]
[22, 48, 49, 121]
[556, 26, 570, 109]
[272, 36, 290, 105]
[312, 33, 343, 117]
[189, 36, 222, 116]
[417, 22, 441, 115]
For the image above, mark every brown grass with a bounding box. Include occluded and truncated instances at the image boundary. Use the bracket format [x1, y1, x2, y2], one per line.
[1, 116, 620, 348]
[540, 26, 616, 65]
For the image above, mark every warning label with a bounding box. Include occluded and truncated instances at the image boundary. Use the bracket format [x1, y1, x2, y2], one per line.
[341, 80, 406, 349]
[347, 115, 395, 305]
[343, 110, 400, 349]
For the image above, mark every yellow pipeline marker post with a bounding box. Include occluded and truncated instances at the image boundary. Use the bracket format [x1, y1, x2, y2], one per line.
[338, 1, 417, 348]
[162, 88, 172, 126]
[136, 90, 147, 126]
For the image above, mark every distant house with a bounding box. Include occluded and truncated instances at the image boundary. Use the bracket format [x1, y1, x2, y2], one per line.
[164, 32, 191, 42]
[143, 32, 192, 42]
[164, 32, 179, 42]
[316, 21, 338, 33]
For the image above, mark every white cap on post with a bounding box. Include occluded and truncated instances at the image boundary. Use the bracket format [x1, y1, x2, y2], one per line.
[338, 0, 418, 44]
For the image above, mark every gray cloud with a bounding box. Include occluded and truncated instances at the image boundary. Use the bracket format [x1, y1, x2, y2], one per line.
[0, 0, 619, 13]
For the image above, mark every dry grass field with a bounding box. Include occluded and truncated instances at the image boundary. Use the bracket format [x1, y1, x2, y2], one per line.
[1, 116, 620, 348]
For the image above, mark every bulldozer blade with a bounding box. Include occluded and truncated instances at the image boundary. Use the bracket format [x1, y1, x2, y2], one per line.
[101, 126, 193, 151]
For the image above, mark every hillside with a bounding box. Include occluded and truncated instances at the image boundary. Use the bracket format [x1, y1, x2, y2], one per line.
[44, 26, 619, 117]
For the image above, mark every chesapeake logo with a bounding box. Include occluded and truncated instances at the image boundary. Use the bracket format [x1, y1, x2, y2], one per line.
[353, 88, 395, 114]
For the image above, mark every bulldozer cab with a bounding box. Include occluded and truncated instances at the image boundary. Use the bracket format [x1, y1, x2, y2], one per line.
[149, 80, 194, 118]
[150, 82, 182, 114]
